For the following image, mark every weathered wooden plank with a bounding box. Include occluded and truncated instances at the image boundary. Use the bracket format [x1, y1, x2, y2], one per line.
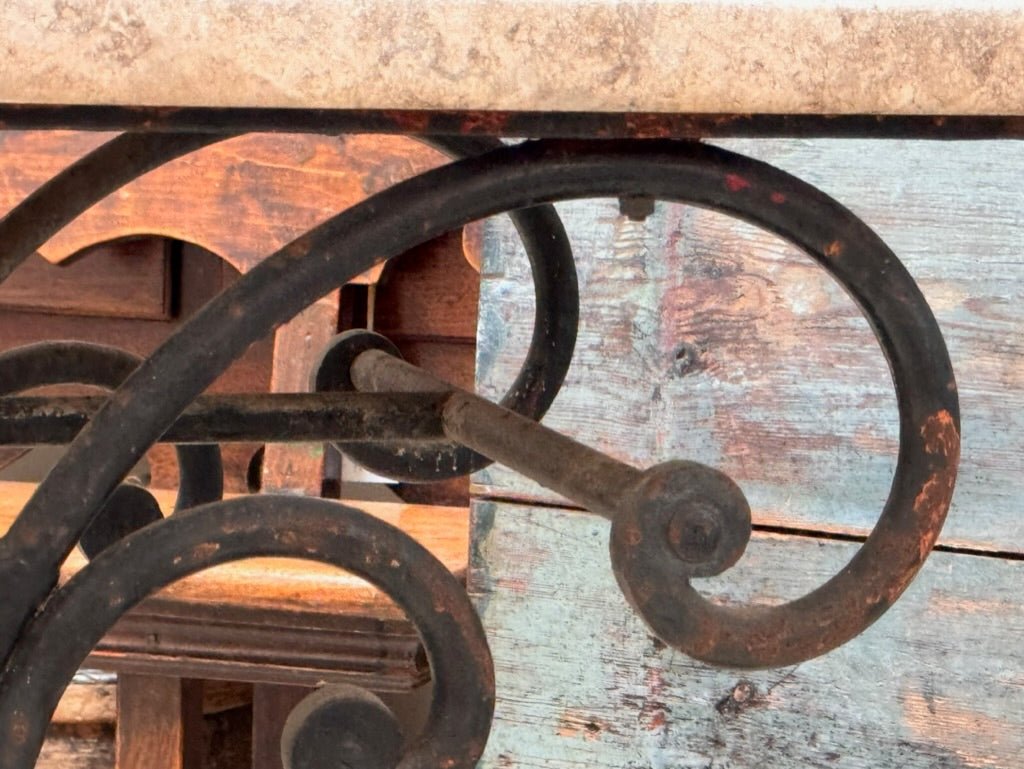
[473, 138, 1024, 554]
[38, 724, 114, 769]
[53, 680, 117, 725]
[251, 684, 314, 769]
[261, 294, 339, 496]
[375, 231, 480, 342]
[0, 240, 171, 320]
[115, 675, 204, 769]
[468, 501, 1024, 769]
[0, 131, 456, 275]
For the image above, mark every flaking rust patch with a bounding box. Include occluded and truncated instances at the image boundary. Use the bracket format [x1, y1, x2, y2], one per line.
[921, 409, 960, 458]
[913, 410, 961, 559]
[192, 542, 221, 559]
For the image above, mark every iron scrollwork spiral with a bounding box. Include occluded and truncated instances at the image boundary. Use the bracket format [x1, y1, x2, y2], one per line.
[0, 496, 494, 769]
[0, 136, 959, 766]
[0, 341, 224, 558]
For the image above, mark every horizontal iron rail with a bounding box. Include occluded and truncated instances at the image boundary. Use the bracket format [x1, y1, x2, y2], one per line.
[2, 105, 1024, 139]
[0, 392, 448, 445]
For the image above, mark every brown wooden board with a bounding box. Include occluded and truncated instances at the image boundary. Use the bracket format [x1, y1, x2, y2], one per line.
[375, 231, 481, 343]
[0, 240, 171, 320]
[115, 675, 204, 769]
[468, 500, 1024, 769]
[0, 131, 464, 276]
[471, 138, 1024, 555]
[38, 724, 114, 769]
[0, 482, 466, 690]
[251, 685, 314, 769]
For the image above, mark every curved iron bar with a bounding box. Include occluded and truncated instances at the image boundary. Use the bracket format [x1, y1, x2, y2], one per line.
[0, 341, 223, 555]
[336, 134, 580, 481]
[0, 131, 579, 482]
[0, 495, 494, 769]
[0, 132, 232, 284]
[0, 139, 958, 672]
[281, 685, 406, 769]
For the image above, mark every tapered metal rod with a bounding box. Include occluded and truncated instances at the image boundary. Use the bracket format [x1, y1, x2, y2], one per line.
[0, 392, 447, 445]
[350, 349, 641, 519]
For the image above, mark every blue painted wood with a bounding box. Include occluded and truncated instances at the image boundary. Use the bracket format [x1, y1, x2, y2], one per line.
[469, 139, 1024, 768]
[468, 501, 1024, 769]
[473, 138, 1024, 554]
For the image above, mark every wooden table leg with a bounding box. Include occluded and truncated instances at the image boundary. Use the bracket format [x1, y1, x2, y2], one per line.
[251, 684, 314, 769]
[116, 674, 204, 769]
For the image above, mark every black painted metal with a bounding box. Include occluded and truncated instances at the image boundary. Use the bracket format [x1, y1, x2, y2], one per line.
[0, 496, 494, 769]
[0, 136, 961, 765]
[0, 392, 448, 445]
[2, 103, 1024, 139]
[281, 685, 405, 769]
[0, 341, 222, 520]
[317, 135, 580, 482]
[0, 133, 231, 284]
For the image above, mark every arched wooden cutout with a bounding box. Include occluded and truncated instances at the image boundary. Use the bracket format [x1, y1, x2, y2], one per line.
[0, 131, 481, 281]
[0, 130, 487, 496]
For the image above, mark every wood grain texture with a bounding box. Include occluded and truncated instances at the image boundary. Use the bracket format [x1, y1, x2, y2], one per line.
[38, 724, 114, 769]
[472, 138, 1024, 554]
[468, 500, 1024, 769]
[0, 481, 468, 618]
[53, 681, 117, 725]
[251, 684, 314, 769]
[261, 294, 339, 496]
[0, 131, 460, 277]
[0, 242, 273, 494]
[0, 240, 171, 320]
[0, 130, 483, 497]
[0, 482, 464, 688]
[115, 675, 204, 769]
[376, 231, 480, 343]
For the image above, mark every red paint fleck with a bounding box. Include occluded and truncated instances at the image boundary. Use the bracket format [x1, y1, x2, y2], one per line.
[497, 576, 529, 593]
[825, 240, 843, 257]
[645, 711, 668, 731]
[460, 111, 513, 135]
[770, 191, 787, 204]
[725, 173, 751, 192]
[383, 110, 431, 132]
[624, 114, 674, 138]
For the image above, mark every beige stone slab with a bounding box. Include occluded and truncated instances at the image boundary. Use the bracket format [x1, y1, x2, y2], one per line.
[1, 1, 1022, 115]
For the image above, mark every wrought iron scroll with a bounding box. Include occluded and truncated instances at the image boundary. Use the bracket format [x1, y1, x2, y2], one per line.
[0, 137, 960, 767]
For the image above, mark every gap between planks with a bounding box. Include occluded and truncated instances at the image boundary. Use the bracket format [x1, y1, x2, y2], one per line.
[469, 488, 1024, 562]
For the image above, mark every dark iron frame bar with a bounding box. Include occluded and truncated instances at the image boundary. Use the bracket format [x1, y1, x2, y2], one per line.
[0, 392, 449, 445]
[2, 104, 1024, 139]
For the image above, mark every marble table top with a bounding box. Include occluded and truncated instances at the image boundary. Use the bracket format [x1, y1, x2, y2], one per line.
[2, 1, 1022, 116]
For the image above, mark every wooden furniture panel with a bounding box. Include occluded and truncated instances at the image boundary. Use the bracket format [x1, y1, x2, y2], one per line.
[0, 481, 467, 692]
[0, 239, 171, 320]
[376, 231, 481, 343]
[0, 242, 272, 495]
[250, 685, 314, 769]
[115, 675, 204, 769]
[469, 501, 1024, 769]
[37, 724, 114, 769]
[0, 131, 466, 279]
[472, 137, 1024, 556]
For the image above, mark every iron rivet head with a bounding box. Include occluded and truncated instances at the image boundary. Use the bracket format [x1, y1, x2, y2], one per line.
[620, 460, 751, 579]
[667, 503, 723, 565]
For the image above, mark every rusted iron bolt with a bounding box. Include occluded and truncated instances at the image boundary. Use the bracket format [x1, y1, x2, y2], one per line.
[618, 194, 656, 221]
[667, 503, 723, 565]
[281, 685, 403, 769]
[618, 460, 751, 579]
